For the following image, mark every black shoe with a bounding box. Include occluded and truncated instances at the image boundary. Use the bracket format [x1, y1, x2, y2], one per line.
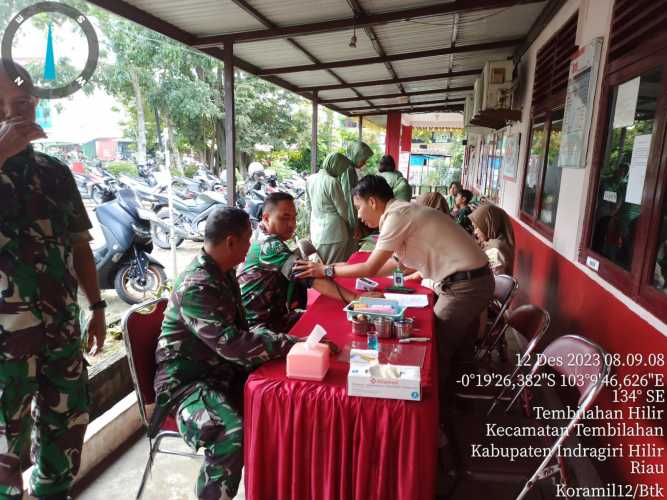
[36, 494, 72, 500]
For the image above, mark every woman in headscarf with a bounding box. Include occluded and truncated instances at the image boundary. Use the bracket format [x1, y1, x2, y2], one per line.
[340, 141, 374, 255]
[415, 191, 449, 214]
[378, 155, 412, 201]
[469, 204, 516, 276]
[307, 152, 352, 264]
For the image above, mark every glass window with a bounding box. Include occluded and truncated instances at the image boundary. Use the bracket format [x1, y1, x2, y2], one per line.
[590, 68, 662, 270]
[521, 122, 546, 215]
[653, 198, 667, 294]
[538, 110, 564, 227]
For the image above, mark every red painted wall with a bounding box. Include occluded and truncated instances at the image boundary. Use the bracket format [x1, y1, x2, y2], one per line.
[385, 111, 401, 162]
[512, 220, 666, 489]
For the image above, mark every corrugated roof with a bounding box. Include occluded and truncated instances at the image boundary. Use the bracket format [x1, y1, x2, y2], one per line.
[129, 0, 262, 36]
[88, 0, 549, 116]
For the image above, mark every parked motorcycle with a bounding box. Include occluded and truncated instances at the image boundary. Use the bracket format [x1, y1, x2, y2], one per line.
[87, 166, 119, 204]
[94, 188, 168, 304]
[150, 190, 228, 249]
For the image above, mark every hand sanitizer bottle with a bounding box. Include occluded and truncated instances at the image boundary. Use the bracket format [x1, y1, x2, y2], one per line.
[393, 267, 404, 288]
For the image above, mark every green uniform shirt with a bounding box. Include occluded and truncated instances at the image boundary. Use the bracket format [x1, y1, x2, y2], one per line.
[238, 223, 311, 332]
[0, 147, 91, 360]
[154, 250, 296, 407]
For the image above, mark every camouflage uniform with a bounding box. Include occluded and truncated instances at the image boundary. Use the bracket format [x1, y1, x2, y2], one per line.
[237, 223, 312, 333]
[0, 147, 91, 498]
[154, 250, 296, 500]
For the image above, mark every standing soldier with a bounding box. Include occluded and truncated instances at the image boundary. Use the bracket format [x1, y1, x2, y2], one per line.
[154, 208, 331, 500]
[0, 61, 106, 499]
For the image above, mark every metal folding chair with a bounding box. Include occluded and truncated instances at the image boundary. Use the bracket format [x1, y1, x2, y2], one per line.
[476, 274, 519, 362]
[121, 297, 200, 499]
[455, 305, 550, 411]
[451, 335, 610, 500]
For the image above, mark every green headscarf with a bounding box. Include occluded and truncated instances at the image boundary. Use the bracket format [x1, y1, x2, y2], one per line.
[321, 152, 350, 177]
[347, 142, 373, 167]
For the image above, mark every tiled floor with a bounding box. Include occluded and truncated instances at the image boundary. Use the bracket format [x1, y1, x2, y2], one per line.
[77, 436, 246, 500]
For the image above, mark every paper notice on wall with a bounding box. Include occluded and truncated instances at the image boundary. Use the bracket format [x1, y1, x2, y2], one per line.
[625, 134, 652, 205]
[613, 77, 640, 129]
[603, 190, 618, 203]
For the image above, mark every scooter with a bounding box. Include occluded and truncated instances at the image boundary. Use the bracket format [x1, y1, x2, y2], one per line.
[150, 190, 228, 249]
[94, 188, 168, 304]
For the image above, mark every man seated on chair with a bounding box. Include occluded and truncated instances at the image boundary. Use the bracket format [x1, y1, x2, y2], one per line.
[153, 207, 305, 500]
[238, 191, 360, 333]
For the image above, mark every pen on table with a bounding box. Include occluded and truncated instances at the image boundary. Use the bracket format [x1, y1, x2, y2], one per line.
[398, 337, 430, 343]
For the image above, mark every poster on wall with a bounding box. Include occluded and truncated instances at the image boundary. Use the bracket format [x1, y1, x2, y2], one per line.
[502, 132, 520, 180]
[558, 37, 603, 168]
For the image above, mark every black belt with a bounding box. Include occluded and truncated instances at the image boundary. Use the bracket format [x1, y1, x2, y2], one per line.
[441, 265, 490, 285]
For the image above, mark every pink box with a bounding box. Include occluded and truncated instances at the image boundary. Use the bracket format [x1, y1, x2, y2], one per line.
[286, 342, 330, 381]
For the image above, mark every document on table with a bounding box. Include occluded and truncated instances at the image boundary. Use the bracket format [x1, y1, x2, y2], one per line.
[383, 293, 429, 308]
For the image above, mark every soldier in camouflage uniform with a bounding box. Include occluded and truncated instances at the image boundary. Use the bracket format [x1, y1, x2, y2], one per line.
[154, 207, 300, 500]
[238, 192, 359, 332]
[0, 61, 106, 500]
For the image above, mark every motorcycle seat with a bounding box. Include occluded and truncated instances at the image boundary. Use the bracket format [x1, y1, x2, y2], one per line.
[173, 198, 214, 214]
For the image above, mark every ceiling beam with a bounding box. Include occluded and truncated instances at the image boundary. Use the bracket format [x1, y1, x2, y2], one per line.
[318, 85, 474, 104]
[228, 0, 374, 108]
[345, 0, 407, 97]
[302, 69, 481, 92]
[353, 104, 465, 117]
[513, 0, 567, 62]
[257, 39, 521, 75]
[193, 0, 544, 46]
[343, 98, 465, 112]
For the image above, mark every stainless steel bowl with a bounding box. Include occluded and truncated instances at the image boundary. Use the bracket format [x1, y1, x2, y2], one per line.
[393, 318, 414, 339]
[373, 317, 394, 339]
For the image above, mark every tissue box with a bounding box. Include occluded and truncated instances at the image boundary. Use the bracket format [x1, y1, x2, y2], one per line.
[347, 349, 421, 401]
[286, 342, 330, 381]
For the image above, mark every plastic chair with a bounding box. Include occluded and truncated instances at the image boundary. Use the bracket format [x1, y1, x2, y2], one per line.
[452, 335, 610, 500]
[121, 297, 199, 499]
[476, 275, 519, 361]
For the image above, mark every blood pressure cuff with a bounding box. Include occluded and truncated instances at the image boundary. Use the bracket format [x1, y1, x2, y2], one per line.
[281, 252, 314, 289]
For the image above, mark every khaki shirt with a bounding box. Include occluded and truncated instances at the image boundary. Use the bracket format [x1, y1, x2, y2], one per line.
[376, 200, 488, 282]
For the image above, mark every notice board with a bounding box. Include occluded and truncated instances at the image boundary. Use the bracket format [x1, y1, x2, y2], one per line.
[558, 37, 603, 168]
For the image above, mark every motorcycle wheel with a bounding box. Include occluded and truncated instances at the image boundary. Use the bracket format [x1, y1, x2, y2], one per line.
[90, 185, 105, 205]
[114, 262, 168, 305]
[151, 207, 184, 249]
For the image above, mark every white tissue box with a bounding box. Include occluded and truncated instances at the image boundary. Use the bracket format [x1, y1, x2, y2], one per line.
[347, 351, 421, 401]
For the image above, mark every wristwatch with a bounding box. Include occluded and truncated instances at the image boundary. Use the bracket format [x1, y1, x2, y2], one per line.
[324, 265, 335, 279]
[89, 300, 107, 311]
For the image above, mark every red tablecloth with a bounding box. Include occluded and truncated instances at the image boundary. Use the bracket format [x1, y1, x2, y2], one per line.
[244, 252, 438, 500]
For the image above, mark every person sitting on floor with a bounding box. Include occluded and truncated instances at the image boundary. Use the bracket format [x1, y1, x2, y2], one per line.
[238, 191, 360, 332]
[378, 154, 412, 201]
[452, 189, 474, 234]
[469, 203, 516, 276]
[153, 207, 305, 500]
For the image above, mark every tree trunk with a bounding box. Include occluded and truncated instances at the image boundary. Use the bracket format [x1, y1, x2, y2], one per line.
[166, 116, 183, 174]
[129, 70, 147, 165]
[214, 64, 226, 177]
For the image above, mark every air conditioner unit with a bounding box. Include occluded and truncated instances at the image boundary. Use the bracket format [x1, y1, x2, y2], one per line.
[472, 77, 484, 117]
[481, 60, 514, 110]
